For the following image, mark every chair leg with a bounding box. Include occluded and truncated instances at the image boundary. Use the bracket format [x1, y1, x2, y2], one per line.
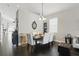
[51, 41, 54, 45]
[52, 41, 55, 44]
[30, 45, 35, 53]
[48, 43, 51, 48]
[27, 44, 30, 50]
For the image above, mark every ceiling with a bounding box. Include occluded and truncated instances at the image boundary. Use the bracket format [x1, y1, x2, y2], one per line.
[11, 3, 79, 16]
[0, 3, 79, 17]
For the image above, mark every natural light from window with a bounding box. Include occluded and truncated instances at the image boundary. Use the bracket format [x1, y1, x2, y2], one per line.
[49, 17, 58, 33]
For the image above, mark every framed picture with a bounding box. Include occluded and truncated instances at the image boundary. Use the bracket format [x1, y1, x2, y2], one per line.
[32, 21, 37, 30]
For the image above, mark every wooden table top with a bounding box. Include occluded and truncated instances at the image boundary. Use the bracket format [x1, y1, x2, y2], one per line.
[33, 35, 43, 40]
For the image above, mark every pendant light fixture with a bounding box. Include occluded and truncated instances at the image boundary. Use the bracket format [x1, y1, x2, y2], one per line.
[39, 2, 46, 20]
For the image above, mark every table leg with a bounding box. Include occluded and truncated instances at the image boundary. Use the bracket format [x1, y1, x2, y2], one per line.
[35, 40, 37, 45]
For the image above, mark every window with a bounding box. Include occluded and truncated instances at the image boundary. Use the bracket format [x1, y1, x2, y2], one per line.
[49, 17, 58, 33]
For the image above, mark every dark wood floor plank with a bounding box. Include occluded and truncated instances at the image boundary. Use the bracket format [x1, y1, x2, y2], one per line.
[0, 43, 79, 56]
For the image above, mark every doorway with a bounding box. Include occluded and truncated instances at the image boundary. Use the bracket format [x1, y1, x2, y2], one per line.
[1, 14, 16, 55]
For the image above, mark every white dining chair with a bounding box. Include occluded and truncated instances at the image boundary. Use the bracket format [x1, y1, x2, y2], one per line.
[40, 33, 50, 45]
[27, 34, 35, 45]
[72, 37, 79, 49]
[49, 33, 54, 45]
[27, 34, 35, 52]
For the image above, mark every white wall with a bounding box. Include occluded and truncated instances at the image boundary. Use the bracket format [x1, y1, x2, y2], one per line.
[47, 7, 79, 40]
[0, 13, 1, 41]
[18, 9, 43, 34]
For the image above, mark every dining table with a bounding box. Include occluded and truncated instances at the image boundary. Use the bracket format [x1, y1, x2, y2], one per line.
[33, 34, 44, 45]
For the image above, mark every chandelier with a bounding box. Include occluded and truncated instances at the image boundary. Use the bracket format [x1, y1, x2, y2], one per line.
[39, 3, 46, 20]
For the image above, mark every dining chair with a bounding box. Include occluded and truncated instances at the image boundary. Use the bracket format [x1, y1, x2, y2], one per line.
[49, 33, 54, 45]
[27, 34, 35, 52]
[72, 36, 79, 49]
[40, 33, 50, 47]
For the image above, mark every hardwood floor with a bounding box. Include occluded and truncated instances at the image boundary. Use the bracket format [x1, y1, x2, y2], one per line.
[13, 44, 59, 56]
[0, 42, 79, 56]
